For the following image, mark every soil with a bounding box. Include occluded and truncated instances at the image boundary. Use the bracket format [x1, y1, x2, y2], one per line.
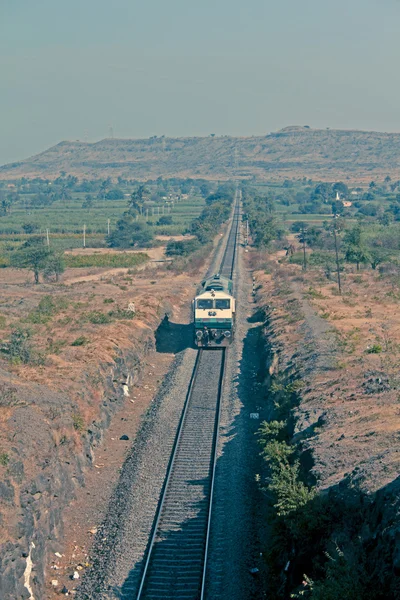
[251, 248, 400, 494]
[0, 254, 202, 598]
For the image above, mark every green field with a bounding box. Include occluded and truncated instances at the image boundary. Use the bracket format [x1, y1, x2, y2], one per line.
[0, 193, 206, 255]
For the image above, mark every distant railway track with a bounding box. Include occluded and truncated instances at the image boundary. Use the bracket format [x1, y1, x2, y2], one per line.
[136, 194, 240, 600]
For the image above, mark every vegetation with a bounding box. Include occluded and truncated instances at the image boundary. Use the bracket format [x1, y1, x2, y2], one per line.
[64, 252, 148, 268]
[1, 327, 42, 364]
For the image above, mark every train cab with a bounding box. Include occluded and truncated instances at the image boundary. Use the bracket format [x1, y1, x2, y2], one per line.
[193, 274, 235, 347]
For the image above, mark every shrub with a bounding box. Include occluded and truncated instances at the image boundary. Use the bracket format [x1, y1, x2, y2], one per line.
[71, 336, 89, 346]
[72, 413, 85, 432]
[103, 298, 115, 304]
[0, 452, 9, 467]
[108, 308, 135, 320]
[366, 343, 382, 354]
[65, 252, 149, 268]
[86, 311, 112, 324]
[2, 327, 34, 364]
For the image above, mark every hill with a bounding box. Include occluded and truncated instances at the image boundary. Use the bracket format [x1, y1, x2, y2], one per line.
[2, 126, 400, 181]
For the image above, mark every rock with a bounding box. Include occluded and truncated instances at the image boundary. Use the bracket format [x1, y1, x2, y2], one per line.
[8, 460, 25, 484]
[51, 579, 58, 587]
[0, 480, 15, 505]
[71, 570, 79, 580]
[61, 586, 69, 594]
[120, 435, 129, 441]
[55, 552, 62, 558]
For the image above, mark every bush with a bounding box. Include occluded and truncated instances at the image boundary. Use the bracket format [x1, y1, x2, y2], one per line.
[366, 343, 382, 354]
[72, 413, 85, 432]
[3, 327, 33, 363]
[0, 452, 9, 467]
[166, 238, 200, 257]
[86, 311, 112, 325]
[65, 252, 148, 269]
[71, 336, 89, 346]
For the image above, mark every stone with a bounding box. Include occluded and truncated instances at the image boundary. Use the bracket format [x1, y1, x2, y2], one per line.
[0, 480, 15, 505]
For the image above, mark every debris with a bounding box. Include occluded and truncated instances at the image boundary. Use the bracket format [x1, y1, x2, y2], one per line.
[249, 567, 259, 574]
[55, 552, 62, 558]
[88, 527, 98, 535]
[120, 434, 129, 441]
[51, 579, 58, 587]
[61, 586, 69, 594]
[71, 570, 79, 580]
[250, 413, 260, 419]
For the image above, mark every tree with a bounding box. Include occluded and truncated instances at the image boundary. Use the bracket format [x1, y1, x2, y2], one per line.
[43, 252, 65, 282]
[129, 185, 149, 213]
[157, 215, 173, 226]
[105, 188, 124, 200]
[82, 194, 94, 209]
[333, 182, 349, 199]
[311, 183, 333, 204]
[107, 214, 153, 248]
[10, 237, 54, 284]
[22, 223, 39, 234]
[331, 199, 344, 215]
[344, 225, 369, 271]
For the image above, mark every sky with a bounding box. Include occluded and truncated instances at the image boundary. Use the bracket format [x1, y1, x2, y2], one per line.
[1, 0, 400, 165]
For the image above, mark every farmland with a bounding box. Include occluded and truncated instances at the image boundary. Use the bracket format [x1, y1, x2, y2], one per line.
[0, 179, 207, 259]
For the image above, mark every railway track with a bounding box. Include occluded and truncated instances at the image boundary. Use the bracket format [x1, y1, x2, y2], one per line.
[136, 195, 240, 600]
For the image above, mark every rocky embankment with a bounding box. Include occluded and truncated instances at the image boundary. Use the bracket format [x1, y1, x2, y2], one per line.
[251, 250, 400, 598]
[0, 266, 196, 600]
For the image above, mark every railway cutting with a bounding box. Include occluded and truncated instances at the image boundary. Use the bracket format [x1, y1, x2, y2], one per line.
[135, 194, 240, 600]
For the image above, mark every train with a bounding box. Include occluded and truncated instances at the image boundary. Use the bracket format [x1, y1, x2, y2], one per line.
[193, 273, 236, 347]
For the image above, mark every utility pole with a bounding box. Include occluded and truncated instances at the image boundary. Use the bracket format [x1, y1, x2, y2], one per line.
[107, 219, 110, 236]
[46, 228, 50, 247]
[246, 219, 249, 246]
[333, 216, 342, 294]
[301, 224, 307, 271]
[83, 224, 86, 248]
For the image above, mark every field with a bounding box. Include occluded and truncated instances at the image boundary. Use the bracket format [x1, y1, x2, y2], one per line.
[0, 193, 205, 254]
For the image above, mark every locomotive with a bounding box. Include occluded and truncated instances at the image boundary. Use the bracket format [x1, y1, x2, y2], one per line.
[193, 274, 235, 347]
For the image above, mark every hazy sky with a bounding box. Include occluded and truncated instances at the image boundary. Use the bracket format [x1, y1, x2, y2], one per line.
[1, 0, 399, 164]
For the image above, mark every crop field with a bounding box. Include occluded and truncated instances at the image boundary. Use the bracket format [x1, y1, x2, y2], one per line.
[0, 193, 205, 256]
[0, 195, 204, 234]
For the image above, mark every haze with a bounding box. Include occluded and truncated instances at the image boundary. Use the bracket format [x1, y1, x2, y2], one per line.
[1, 0, 399, 165]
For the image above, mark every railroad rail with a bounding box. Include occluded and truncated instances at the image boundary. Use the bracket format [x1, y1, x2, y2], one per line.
[219, 198, 240, 279]
[136, 194, 240, 600]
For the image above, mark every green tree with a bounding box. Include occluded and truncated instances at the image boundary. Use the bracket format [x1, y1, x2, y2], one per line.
[332, 182, 349, 199]
[344, 225, 370, 271]
[107, 214, 153, 248]
[11, 237, 53, 283]
[43, 252, 65, 282]
[129, 185, 149, 213]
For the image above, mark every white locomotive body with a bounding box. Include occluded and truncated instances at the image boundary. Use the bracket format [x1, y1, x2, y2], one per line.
[193, 274, 235, 347]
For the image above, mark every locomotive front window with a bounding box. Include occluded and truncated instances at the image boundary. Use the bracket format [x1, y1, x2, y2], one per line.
[215, 299, 230, 310]
[197, 299, 213, 309]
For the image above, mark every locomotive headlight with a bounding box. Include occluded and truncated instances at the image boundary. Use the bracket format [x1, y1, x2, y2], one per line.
[223, 331, 231, 338]
[196, 330, 203, 338]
